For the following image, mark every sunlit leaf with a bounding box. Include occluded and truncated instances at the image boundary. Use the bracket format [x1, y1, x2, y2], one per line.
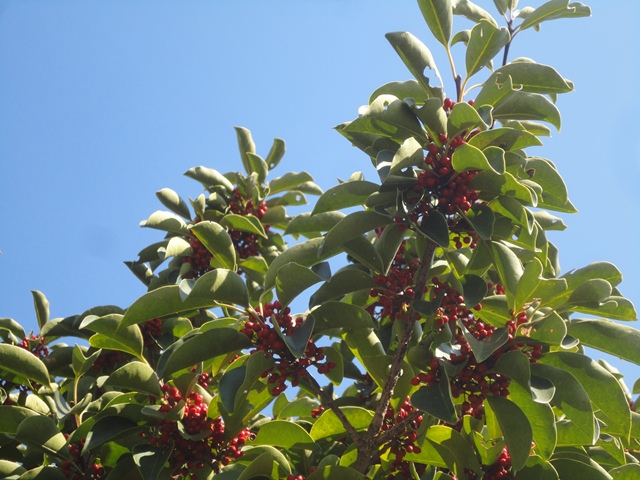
[466, 20, 510, 78]
[417, 0, 453, 47]
[312, 181, 380, 215]
[0, 344, 51, 387]
[310, 407, 373, 441]
[248, 420, 315, 449]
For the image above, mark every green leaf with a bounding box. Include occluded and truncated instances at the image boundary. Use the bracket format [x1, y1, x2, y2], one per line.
[609, 465, 640, 480]
[412, 372, 457, 423]
[485, 396, 533, 471]
[451, 143, 499, 174]
[185, 165, 234, 192]
[530, 363, 596, 445]
[448, 101, 488, 139]
[417, 0, 453, 47]
[105, 362, 162, 397]
[132, 444, 172, 480]
[390, 137, 425, 176]
[424, 425, 482, 476]
[369, 80, 428, 104]
[526, 158, 568, 202]
[412, 98, 448, 140]
[465, 204, 495, 240]
[453, 0, 498, 26]
[343, 234, 385, 274]
[31, 291, 50, 330]
[516, 456, 559, 480]
[493, 0, 508, 15]
[516, 257, 543, 310]
[15, 415, 69, 458]
[568, 319, 640, 366]
[385, 32, 444, 99]
[0, 460, 26, 478]
[121, 269, 249, 328]
[191, 220, 238, 270]
[275, 262, 324, 308]
[71, 345, 101, 377]
[519, 0, 591, 31]
[159, 328, 251, 379]
[491, 58, 573, 95]
[83, 416, 139, 455]
[320, 211, 392, 256]
[310, 302, 374, 334]
[234, 126, 256, 175]
[285, 211, 345, 235]
[220, 213, 267, 238]
[269, 171, 314, 195]
[0, 317, 26, 342]
[0, 405, 39, 434]
[0, 344, 50, 386]
[17, 466, 66, 480]
[468, 127, 542, 151]
[471, 170, 535, 205]
[139, 210, 189, 235]
[81, 314, 144, 361]
[550, 457, 612, 480]
[237, 450, 290, 480]
[541, 352, 631, 437]
[466, 20, 510, 78]
[155, 188, 191, 219]
[344, 94, 428, 144]
[516, 312, 567, 346]
[307, 466, 366, 480]
[418, 211, 450, 247]
[460, 274, 487, 308]
[309, 267, 376, 307]
[248, 420, 316, 449]
[246, 152, 268, 185]
[310, 407, 373, 441]
[493, 92, 562, 131]
[488, 241, 523, 305]
[265, 137, 286, 170]
[312, 181, 380, 216]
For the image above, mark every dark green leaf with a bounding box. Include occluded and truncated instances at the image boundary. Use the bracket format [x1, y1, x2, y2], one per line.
[418, 211, 450, 247]
[220, 213, 267, 238]
[105, 362, 162, 397]
[465, 204, 495, 240]
[80, 314, 144, 360]
[447, 102, 487, 138]
[412, 98, 448, 140]
[139, 211, 189, 235]
[0, 344, 50, 386]
[344, 234, 385, 274]
[417, 0, 453, 47]
[471, 170, 535, 205]
[412, 371, 457, 423]
[285, 211, 345, 235]
[83, 416, 139, 455]
[309, 267, 376, 307]
[516, 312, 567, 346]
[424, 425, 482, 476]
[609, 465, 640, 480]
[461, 324, 509, 363]
[508, 382, 556, 460]
[307, 466, 366, 480]
[459, 274, 487, 308]
[516, 456, 559, 480]
[466, 20, 510, 77]
[0, 405, 38, 434]
[132, 444, 172, 480]
[488, 241, 523, 305]
[191, 221, 236, 270]
[310, 302, 374, 334]
[159, 328, 251, 379]
[31, 291, 49, 330]
[15, 416, 69, 458]
[385, 32, 444, 99]
[390, 137, 425, 176]
[486, 396, 533, 471]
[312, 181, 380, 216]
[237, 449, 291, 480]
[0, 460, 26, 477]
[467, 127, 542, 151]
[568, 319, 640, 366]
[550, 457, 612, 480]
[17, 466, 66, 480]
[246, 152, 268, 185]
[452, 143, 498, 174]
[71, 345, 101, 377]
[320, 211, 392, 255]
[276, 262, 324, 308]
[265, 137, 286, 170]
[184, 166, 234, 192]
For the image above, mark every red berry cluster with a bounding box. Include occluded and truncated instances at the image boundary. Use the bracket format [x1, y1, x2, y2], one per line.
[60, 435, 104, 479]
[482, 447, 513, 480]
[140, 318, 162, 349]
[381, 398, 425, 480]
[310, 405, 324, 419]
[152, 384, 253, 476]
[368, 242, 426, 322]
[240, 302, 335, 396]
[91, 350, 128, 374]
[18, 334, 49, 358]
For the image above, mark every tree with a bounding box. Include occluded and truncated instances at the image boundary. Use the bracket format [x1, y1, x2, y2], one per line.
[1, 0, 639, 479]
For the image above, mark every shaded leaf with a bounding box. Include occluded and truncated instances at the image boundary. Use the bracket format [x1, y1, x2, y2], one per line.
[310, 302, 374, 334]
[369, 80, 428, 104]
[320, 211, 392, 255]
[31, 291, 50, 330]
[467, 127, 542, 151]
[156, 188, 191, 219]
[493, 92, 561, 130]
[83, 416, 139, 454]
[15, 415, 69, 458]
[220, 213, 267, 238]
[418, 0, 453, 47]
[81, 314, 144, 360]
[276, 262, 324, 308]
[309, 267, 376, 307]
[191, 221, 237, 270]
[486, 396, 533, 471]
[285, 212, 345, 235]
[132, 444, 172, 480]
[412, 370, 457, 423]
[0, 344, 51, 387]
[140, 210, 188, 235]
[568, 319, 640, 366]
[312, 181, 380, 216]
[519, 0, 591, 31]
[105, 362, 162, 397]
[466, 20, 510, 78]
[418, 211, 450, 247]
[492, 58, 573, 94]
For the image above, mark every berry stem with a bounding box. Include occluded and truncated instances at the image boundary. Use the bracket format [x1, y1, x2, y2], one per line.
[354, 240, 437, 473]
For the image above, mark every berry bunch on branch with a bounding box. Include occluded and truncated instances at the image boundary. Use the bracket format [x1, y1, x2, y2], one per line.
[1, 1, 640, 480]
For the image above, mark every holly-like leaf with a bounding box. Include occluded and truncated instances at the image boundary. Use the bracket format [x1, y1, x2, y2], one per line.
[488, 241, 524, 305]
[417, 0, 453, 47]
[190, 220, 237, 270]
[451, 143, 499, 174]
[285, 211, 345, 235]
[0, 344, 51, 387]
[385, 32, 444, 99]
[418, 210, 450, 247]
[307, 466, 366, 480]
[466, 20, 510, 78]
[0, 405, 39, 435]
[460, 274, 487, 308]
[453, 0, 498, 26]
[460, 323, 509, 363]
[140, 210, 189, 235]
[468, 127, 542, 151]
[237, 449, 291, 480]
[309, 267, 376, 307]
[132, 444, 172, 480]
[424, 425, 482, 476]
[269, 171, 315, 195]
[82, 416, 139, 455]
[312, 181, 380, 216]
[465, 204, 495, 240]
[491, 58, 573, 95]
[369, 80, 429, 104]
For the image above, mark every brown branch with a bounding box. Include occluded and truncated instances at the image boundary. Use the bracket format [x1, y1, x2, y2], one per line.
[374, 410, 423, 447]
[353, 240, 436, 473]
[303, 370, 365, 449]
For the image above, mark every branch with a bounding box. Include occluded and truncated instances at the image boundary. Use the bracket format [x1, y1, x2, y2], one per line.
[353, 239, 436, 473]
[303, 370, 365, 449]
[374, 410, 423, 447]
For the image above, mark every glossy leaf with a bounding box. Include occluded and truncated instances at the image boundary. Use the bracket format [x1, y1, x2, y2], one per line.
[159, 328, 251, 379]
[83, 416, 139, 454]
[31, 291, 49, 330]
[139, 210, 189, 235]
[234, 126, 256, 175]
[425, 425, 482, 476]
[275, 262, 324, 308]
[312, 181, 380, 216]
[132, 444, 172, 480]
[468, 127, 542, 151]
[0, 344, 50, 386]
[486, 396, 533, 471]
[461, 323, 509, 363]
[492, 58, 573, 94]
[489, 241, 523, 304]
[541, 352, 631, 437]
[452, 143, 498, 174]
[190, 220, 237, 270]
[81, 314, 144, 360]
[307, 466, 366, 480]
[385, 32, 444, 99]
[15, 415, 69, 458]
[519, 0, 591, 31]
[71, 345, 101, 377]
[369, 80, 428, 104]
[285, 211, 345, 235]
[310, 302, 374, 334]
[309, 267, 376, 307]
[220, 213, 267, 238]
[343, 235, 385, 274]
[248, 420, 315, 449]
[269, 171, 315, 195]
[493, 92, 562, 130]
[466, 20, 510, 77]
[453, 0, 498, 26]
[516, 312, 567, 345]
[417, 0, 453, 47]
[320, 211, 392, 255]
[550, 457, 612, 480]
[310, 407, 373, 441]
[265, 137, 286, 170]
[516, 456, 559, 480]
[609, 465, 640, 479]
[105, 362, 162, 397]
[412, 98, 448, 140]
[447, 100, 487, 138]
[0, 405, 38, 434]
[0, 460, 26, 477]
[418, 211, 450, 247]
[237, 450, 290, 480]
[17, 466, 66, 480]
[460, 274, 487, 308]
[568, 319, 640, 366]
[465, 204, 495, 240]
[389, 137, 424, 176]
[121, 269, 249, 328]
[411, 371, 456, 423]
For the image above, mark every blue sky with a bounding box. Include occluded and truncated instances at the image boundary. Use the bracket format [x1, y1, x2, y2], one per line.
[1, 1, 639, 385]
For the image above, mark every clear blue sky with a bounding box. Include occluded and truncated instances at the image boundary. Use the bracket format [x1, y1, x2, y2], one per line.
[1, 1, 639, 385]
